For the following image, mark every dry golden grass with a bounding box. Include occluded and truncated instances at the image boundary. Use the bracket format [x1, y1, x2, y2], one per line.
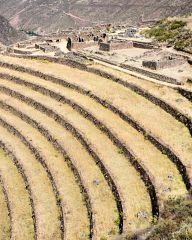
[0, 93, 119, 239]
[0, 126, 61, 240]
[0, 68, 186, 201]
[0, 149, 34, 239]
[0, 153, 10, 240]
[90, 63, 192, 120]
[0, 56, 191, 180]
[0, 108, 90, 240]
[0, 55, 191, 239]
[0, 80, 153, 231]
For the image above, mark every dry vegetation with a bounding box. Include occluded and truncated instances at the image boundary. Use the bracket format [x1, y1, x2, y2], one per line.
[0, 54, 191, 239]
[143, 15, 192, 53]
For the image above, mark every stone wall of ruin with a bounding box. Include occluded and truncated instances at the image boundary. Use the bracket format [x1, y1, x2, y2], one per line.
[110, 41, 133, 51]
[71, 42, 97, 50]
[121, 63, 186, 85]
[13, 49, 33, 55]
[99, 41, 133, 51]
[133, 41, 156, 49]
[99, 43, 110, 51]
[142, 58, 186, 70]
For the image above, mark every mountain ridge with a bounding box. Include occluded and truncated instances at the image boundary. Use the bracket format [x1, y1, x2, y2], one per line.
[0, 0, 192, 33]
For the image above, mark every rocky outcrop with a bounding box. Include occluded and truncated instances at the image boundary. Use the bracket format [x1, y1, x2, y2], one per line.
[0, 15, 26, 46]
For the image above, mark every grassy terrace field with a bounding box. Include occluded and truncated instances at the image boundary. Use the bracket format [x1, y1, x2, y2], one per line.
[0, 107, 90, 240]
[0, 54, 191, 239]
[0, 171, 10, 240]
[90, 63, 192, 120]
[0, 125, 61, 240]
[0, 148, 34, 239]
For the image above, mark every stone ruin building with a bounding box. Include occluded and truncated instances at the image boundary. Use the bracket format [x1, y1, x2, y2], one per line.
[118, 27, 139, 38]
[133, 41, 158, 49]
[35, 43, 60, 53]
[142, 53, 187, 70]
[99, 39, 133, 51]
[46, 39, 61, 43]
[66, 31, 107, 51]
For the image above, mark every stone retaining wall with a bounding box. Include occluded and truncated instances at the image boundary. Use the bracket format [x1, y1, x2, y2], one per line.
[0, 140, 37, 238]
[0, 169, 12, 235]
[0, 86, 124, 233]
[12, 48, 37, 55]
[0, 59, 190, 194]
[178, 89, 192, 102]
[0, 73, 159, 220]
[0, 117, 64, 238]
[82, 68, 192, 136]
[0, 101, 94, 238]
[2, 55, 191, 191]
[0, 58, 191, 189]
[121, 63, 186, 85]
[3, 53, 192, 97]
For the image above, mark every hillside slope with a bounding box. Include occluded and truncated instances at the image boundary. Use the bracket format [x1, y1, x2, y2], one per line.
[143, 17, 192, 53]
[0, 15, 26, 45]
[0, 0, 192, 33]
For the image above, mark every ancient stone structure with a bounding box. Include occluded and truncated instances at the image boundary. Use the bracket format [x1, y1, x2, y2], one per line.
[46, 39, 61, 43]
[133, 41, 158, 49]
[35, 43, 59, 53]
[71, 41, 97, 50]
[99, 40, 133, 51]
[142, 55, 186, 70]
[125, 27, 138, 37]
[17, 43, 27, 48]
[99, 42, 110, 51]
[14, 49, 35, 55]
[121, 63, 187, 84]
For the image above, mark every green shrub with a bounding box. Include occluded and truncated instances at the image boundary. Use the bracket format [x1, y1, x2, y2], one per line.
[117, 149, 124, 154]
[169, 20, 187, 30]
[143, 18, 191, 53]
